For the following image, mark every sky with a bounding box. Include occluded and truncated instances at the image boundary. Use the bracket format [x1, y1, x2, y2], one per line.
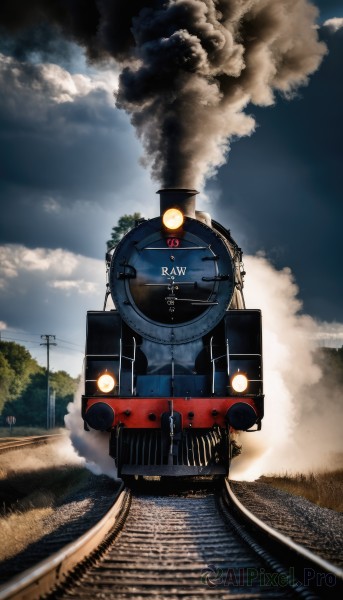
[0, 0, 342, 377]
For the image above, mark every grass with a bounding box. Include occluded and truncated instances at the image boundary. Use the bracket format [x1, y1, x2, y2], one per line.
[0, 439, 89, 562]
[0, 507, 56, 562]
[0, 427, 63, 438]
[259, 469, 343, 512]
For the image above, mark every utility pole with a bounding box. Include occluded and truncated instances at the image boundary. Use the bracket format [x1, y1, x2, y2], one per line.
[41, 334, 57, 430]
[50, 389, 56, 429]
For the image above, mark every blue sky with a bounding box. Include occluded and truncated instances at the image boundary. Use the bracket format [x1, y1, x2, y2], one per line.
[0, 0, 342, 376]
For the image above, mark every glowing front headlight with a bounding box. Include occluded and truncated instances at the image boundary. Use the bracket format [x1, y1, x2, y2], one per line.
[162, 208, 184, 230]
[97, 373, 115, 393]
[231, 372, 248, 393]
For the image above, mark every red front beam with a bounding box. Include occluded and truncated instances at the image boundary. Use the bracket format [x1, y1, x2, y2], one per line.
[85, 397, 257, 429]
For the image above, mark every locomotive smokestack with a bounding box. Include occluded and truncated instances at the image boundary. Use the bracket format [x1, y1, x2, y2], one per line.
[158, 188, 198, 219]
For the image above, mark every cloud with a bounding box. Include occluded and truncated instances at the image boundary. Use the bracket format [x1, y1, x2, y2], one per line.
[0, 244, 104, 375]
[42, 197, 62, 214]
[0, 52, 118, 119]
[0, 245, 78, 283]
[0, 50, 156, 258]
[0, 245, 103, 294]
[36, 63, 113, 104]
[49, 279, 98, 294]
[323, 17, 343, 32]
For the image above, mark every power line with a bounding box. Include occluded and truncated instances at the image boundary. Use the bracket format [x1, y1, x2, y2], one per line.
[1, 335, 83, 353]
[55, 345, 84, 354]
[1, 333, 83, 350]
[1, 327, 48, 338]
[55, 337, 84, 349]
[0, 335, 42, 345]
[0, 329, 42, 339]
[0, 336, 83, 362]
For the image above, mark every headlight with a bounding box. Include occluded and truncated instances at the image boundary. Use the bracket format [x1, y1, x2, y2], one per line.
[231, 372, 248, 393]
[97, 373, 115, 393]
[162, 208, 184, 230]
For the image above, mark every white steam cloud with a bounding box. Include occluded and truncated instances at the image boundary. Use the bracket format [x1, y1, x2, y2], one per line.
[231, 255, 343, 480]
[65, 377, 118, 479]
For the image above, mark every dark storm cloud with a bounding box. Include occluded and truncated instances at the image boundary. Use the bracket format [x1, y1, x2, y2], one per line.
[0, 1, 326, 188]
[0, 0, 150, 60]
[0, 0, 101, 58]
[0, 23, 76, 65]
[214, 25, 343, 321]
[0, 52, 154, 257]
[0, 61, 119, 192]
[315, 0, 343, 20]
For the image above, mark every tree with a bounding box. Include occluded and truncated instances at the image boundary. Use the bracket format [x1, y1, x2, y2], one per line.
[0, 341, 41, 403]
[0, 353, 15, 413]
[106, 213, 142, 249]
[3, 372, 47, 427]
[2, 369, 79, 428]
[50, 370, 79, 426]
[0, 342, 78, 427]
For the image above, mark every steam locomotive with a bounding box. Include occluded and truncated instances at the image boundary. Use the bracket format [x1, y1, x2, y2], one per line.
[81, 189, 263, 478]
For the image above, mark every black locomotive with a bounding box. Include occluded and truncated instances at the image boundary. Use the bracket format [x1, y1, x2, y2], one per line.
[82, 189, 263, 478]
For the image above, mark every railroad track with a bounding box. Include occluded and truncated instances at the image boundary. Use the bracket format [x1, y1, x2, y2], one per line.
[0, 434, 64, 455]
[0, 479, 342, 599]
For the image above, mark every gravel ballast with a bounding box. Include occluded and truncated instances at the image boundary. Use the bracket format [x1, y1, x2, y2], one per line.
[230, 480, 343, 568]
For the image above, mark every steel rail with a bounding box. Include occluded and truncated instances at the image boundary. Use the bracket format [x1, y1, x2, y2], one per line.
[0, 483, 129, 600]
[225, 478, 343, 596]
[1, 477, 341, 599]
[0, 434, 64, 454]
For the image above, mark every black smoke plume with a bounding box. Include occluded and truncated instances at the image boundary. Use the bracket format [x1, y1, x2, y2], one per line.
[0, 1, 327, 188]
